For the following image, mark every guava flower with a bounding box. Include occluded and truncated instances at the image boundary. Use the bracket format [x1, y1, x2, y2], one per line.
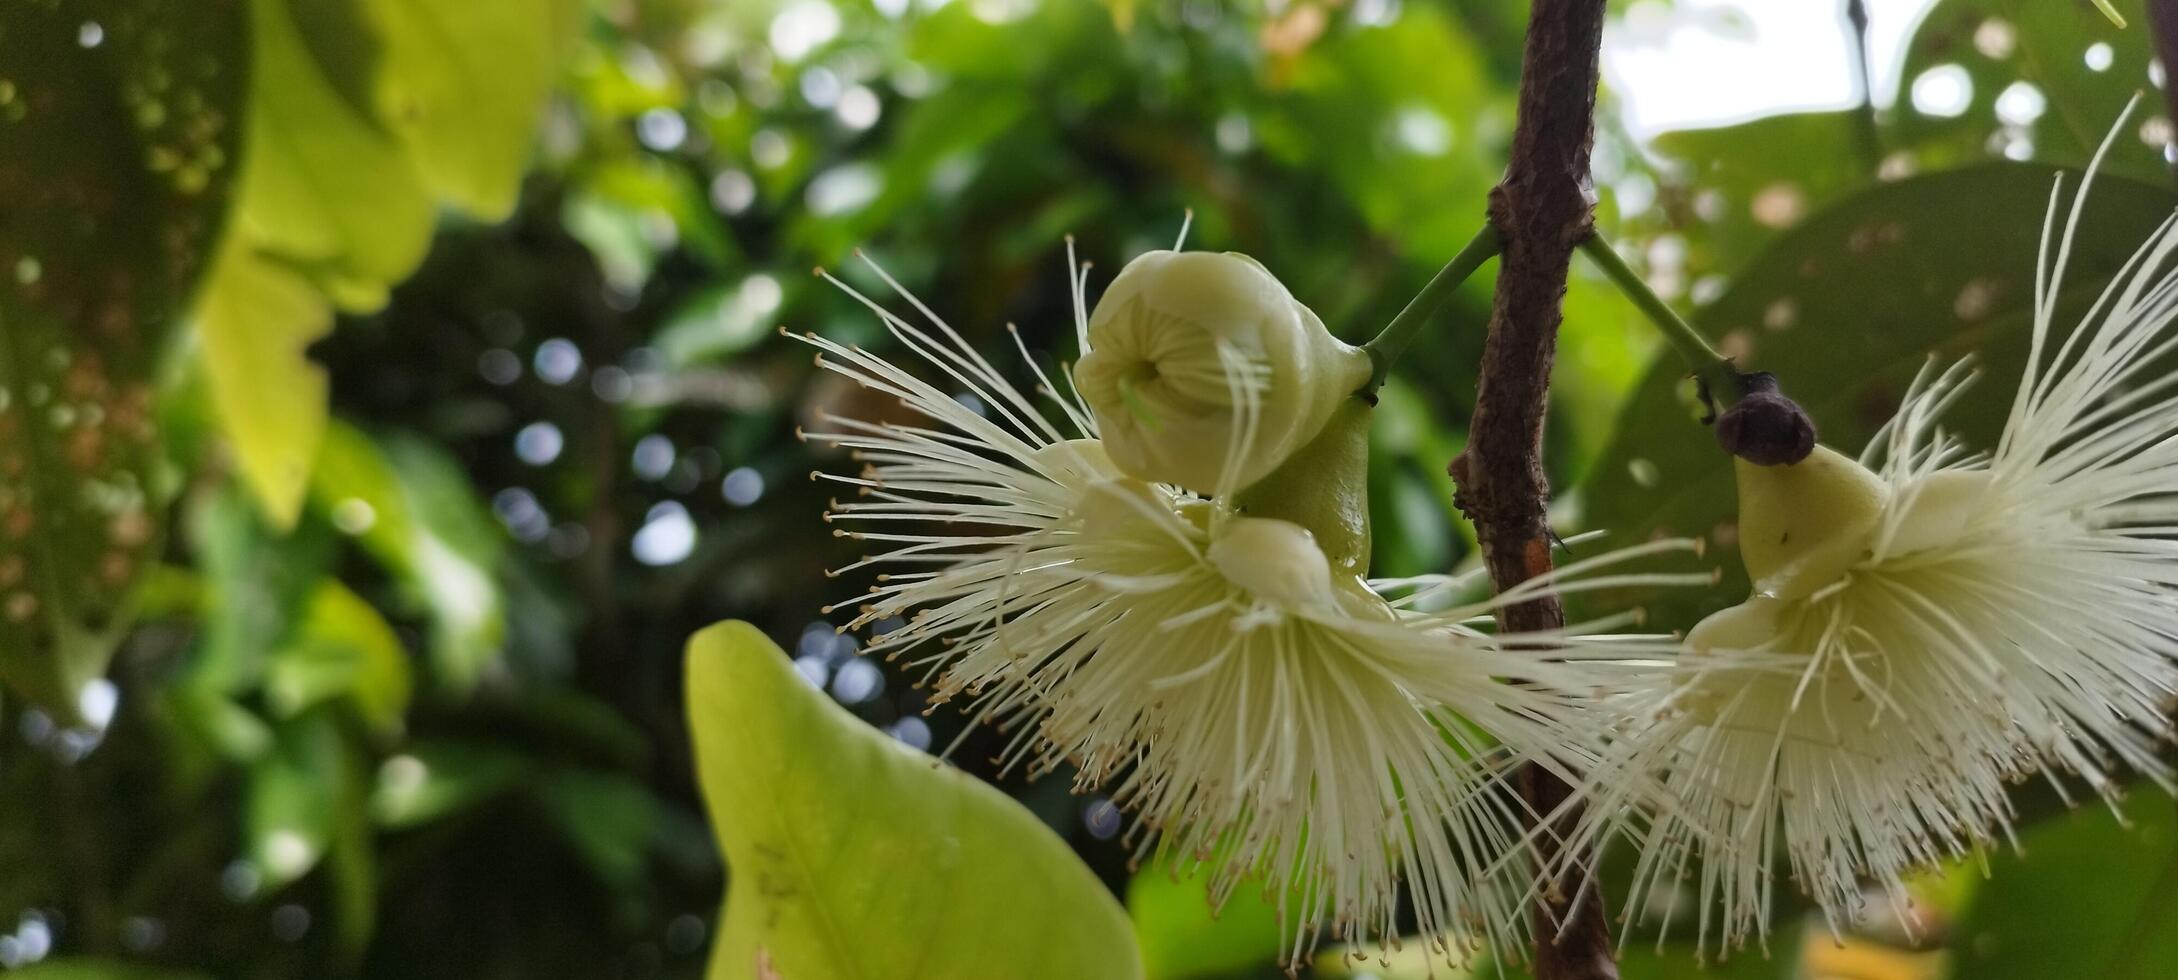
[1589, 140, 2178, 948]
[795, 247, 1691, 964]
[1075, 250, 1372, 494]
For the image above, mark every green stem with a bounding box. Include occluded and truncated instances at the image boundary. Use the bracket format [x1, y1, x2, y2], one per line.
[1576, 233, 1742, 407]
[1361, 224, 1502, 393]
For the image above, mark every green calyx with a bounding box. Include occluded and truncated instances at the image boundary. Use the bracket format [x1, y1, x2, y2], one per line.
[1733, 444, 1887, 600]
[1231, 397, 1375, 581]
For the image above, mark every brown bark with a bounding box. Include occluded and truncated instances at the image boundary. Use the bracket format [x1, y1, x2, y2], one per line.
[1453, 1, 1616, 978]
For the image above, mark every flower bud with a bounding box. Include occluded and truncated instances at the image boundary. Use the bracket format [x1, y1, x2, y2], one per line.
[1077, 250, 1371, 495]
[1733, 445, 1888, 600]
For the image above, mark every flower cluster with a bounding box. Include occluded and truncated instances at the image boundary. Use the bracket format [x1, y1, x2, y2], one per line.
[791, 126, 2178, 963]
[797, 244, 1686, 963]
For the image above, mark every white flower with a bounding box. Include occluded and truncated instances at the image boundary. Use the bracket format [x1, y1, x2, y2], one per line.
[1591, 125, 2178, 948]
[796, 246, 1691, 964]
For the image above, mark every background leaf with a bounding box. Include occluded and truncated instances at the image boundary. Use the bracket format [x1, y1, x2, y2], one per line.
[1952, 795, 2178, 980]
[1127, 857, 1286, 980]
[0, 0, 245, 713]
[195, 0, 577, 525]
[685, 620, 1142, 980]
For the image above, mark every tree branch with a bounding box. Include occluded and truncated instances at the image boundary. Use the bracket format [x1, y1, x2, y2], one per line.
[1452, 2, 1615, 978]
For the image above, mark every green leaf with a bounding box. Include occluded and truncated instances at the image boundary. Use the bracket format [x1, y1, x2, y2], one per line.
[353, 0, 582, 219]
[311, 423, 505, 690]
[1128, 858, 1285, 980]
[187, 486, 334, 695]
[1579, 164, 2178, 629]
[266, 579, 413, 735]
[241, 710, 377, 950]
[654, 275, 787, 367]
[1257, 6, 1502, 259]
[1644, 110, 1874, 280]
[246, 713, 349, 890]
[531, 766, 661, 891]
[196, 0, 575, 525]
[194, 0, 423, 525]
[1953, 795, 2178, 980]
[4, 961, 213, 980]
[0, 0, 246, 714]
[685, 620, 1143, 980]
[1898, 0, 2162, 185]
[234, 0, 434, 309]
[193, 235, 333, 528]
[369, 739, 533, 829]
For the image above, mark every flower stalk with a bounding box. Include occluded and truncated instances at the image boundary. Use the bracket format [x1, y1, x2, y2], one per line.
[1575, 233, 1741, 408]
[1361, 224, 1503, 394]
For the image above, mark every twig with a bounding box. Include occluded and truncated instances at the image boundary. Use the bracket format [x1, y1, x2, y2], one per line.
[1453, 2, 1617, 978]
[1362, 225, 1502, 394]
[1576, 235, 1738, 407]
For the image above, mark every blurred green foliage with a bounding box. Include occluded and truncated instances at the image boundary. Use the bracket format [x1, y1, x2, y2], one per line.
[1, 0, 2174, 978]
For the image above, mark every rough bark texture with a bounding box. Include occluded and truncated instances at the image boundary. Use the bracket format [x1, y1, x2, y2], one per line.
[1453, 2, 1615, 978]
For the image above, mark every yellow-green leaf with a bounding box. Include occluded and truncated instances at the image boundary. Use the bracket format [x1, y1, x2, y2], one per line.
[196, 0, 576, 526]
[1128, 857, 1285, 980]
[685, 620, 1143, 980]
[234, 0, 433, 310]
[267, 579, 412, 735]
[359, 0, 582, 218]
[194, 235, 330, 527]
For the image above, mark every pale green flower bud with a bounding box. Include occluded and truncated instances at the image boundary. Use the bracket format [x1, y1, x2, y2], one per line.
[1077, 250, 1371, 495]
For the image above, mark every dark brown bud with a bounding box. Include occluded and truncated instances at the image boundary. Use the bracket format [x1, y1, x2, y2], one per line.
[1713, 372, 1815, 465]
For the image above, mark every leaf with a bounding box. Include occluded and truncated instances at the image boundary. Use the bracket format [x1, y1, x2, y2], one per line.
[1898, 0, 2162, 185]
[266, 579, 413, 735]
[187, 485, 334, 695]
[0, 0, 246, 714]
[243, 712, 377, 948]
[196, 0, 576, 525]
[232, 0, 434, 309]
[531, 766, 661, 891]
[193, 237, 333, 529]
[369, 739, 533, 829]
[311, 423, 505, 690]
[685, 620, 1143, 980]
[4, 961, 214, 980]
[1257, 6, 1503, 259]
[247, 713, 345, 889]
[1579, 164, 2178, 629]
[354, 0, 581, 218]
[1642, 110, 1874, 280]
[654, 276, 787, 368]
[1952, 794, 2178, 980]
[1127, 858, 1285, 980]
